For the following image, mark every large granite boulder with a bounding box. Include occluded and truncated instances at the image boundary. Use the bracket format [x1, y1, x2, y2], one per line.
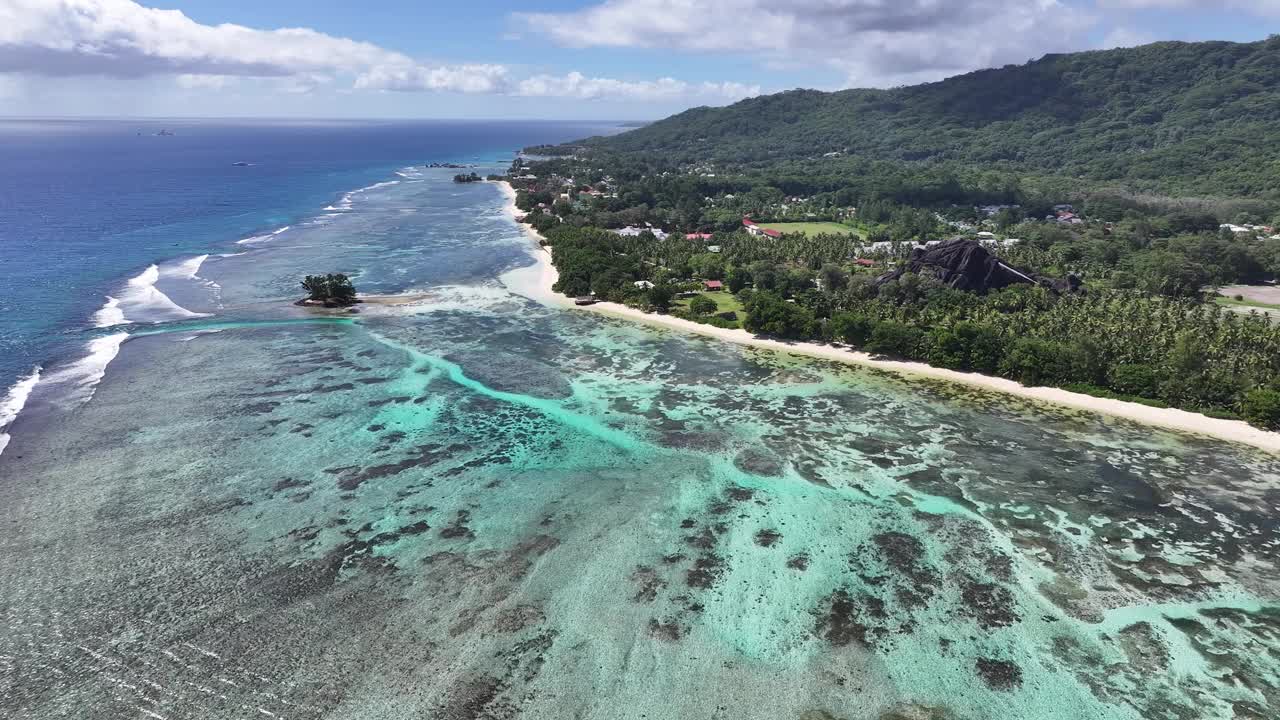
[875, 238, 1078, 294]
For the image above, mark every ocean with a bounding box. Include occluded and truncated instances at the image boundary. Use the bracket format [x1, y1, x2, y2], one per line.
[1, 119, 1278, 720]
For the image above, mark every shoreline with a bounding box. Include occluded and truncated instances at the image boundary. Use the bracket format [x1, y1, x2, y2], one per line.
[494, 181, 572, 309]
[494, 180, 1280, 454]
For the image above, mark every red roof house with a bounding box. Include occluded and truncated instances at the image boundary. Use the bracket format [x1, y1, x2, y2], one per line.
[742, 218, 757, 227]
[703, 280, 724, 291]
[854, 258, 876, 267]
[762, 228, 782, 238]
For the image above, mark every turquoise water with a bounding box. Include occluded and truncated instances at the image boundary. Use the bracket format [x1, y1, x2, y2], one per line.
[2, 150, 1279, 719]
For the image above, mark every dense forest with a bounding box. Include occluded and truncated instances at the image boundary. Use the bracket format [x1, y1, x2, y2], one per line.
[545, 38, 1280, 200]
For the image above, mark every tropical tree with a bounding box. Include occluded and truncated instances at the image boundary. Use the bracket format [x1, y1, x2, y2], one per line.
[301, 274, 358, 305]
[689, 295, 717, 316]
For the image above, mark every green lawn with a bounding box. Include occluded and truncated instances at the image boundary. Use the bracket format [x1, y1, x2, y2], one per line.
[757, 221, 862, 238]
[675, 291, 744, 328]
[1215, 296, 1280, 311]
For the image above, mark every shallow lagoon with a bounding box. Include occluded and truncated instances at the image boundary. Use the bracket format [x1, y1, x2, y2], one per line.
[2, 173, 1277, 720]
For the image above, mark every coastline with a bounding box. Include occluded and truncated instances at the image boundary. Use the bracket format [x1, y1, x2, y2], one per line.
[494, 180, 1280, 454]
[495, 181, 572, 309]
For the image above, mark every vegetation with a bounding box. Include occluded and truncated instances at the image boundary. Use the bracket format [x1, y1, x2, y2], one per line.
[675, 291, 745, 328]
[688, 295, 718, 316]
[454, 172, 482, 183]
[507, 38, 1280, 431]
[570, 38, 1280, 199]
[1242, 388, 1280, 430]
[300, 274, 358, 306]
[758, 222, 861, 238]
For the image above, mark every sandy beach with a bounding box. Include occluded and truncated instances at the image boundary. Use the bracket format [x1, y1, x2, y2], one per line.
[495, 181, 572, 309]
[494, 181, 1280, 454]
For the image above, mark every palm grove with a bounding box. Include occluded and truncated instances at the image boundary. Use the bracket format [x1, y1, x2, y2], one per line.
[510, 39, 1280, 430]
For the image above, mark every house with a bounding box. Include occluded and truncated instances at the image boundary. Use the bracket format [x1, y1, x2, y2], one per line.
[762, 228, 782, 239]
[743, 218, 763, 236]
[634, 280, 655, 290]
[976, 231, 996, 240]
[703, 280, 724, 291]
[686, 233, 715, 240]
[854, 258, 877, 267]
[613, 226, 669, 240]
[706, 245, 722, 253]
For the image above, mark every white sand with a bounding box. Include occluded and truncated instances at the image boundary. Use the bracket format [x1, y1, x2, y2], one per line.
[492, 182, 1280, 454]
[495, 181, 572, 309]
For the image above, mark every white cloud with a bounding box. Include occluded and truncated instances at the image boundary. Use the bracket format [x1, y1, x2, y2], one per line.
[0, 0, 750, 105]
[0, 0, 404, 78]
[1097, 0, 1280, 14]
[354, 64, 510, 93]
[515, 72, 759, 101]
[175, 74, 237, 90]
[518, 0, 1094, 87]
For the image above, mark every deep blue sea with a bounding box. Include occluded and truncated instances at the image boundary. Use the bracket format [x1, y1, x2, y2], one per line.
[0, 118, 610, 402]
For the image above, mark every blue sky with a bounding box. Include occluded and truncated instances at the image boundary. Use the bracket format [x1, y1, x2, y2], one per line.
[0, 0, 1275, 120]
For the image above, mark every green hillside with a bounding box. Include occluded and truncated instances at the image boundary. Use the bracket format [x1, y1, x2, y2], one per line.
[578, 38, 1280, 198]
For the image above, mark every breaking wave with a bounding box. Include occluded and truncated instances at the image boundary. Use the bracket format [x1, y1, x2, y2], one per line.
[0, 366, 43, 457]
[93, 261, 213, 328]
[92, 296, 125, 327]
[326, 180, 400, 212]
[362, 284, 526, 317]
[236, 226, 291, 246]
[43, 333, 129, 408]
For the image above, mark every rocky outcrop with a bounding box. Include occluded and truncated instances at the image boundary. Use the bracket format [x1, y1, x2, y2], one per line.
[875, 238, 1079, 294]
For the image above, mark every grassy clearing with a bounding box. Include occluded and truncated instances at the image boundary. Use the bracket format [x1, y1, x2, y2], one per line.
[674, 291, 745, 328]
[1215, 296, 1280, 311]
[757, 222, 862, 238]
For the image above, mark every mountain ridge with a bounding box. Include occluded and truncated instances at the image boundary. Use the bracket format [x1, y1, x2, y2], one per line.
[574, 38, 1280, 198]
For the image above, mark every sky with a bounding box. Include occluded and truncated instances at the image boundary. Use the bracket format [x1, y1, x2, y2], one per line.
[0, 0, 1275, 120]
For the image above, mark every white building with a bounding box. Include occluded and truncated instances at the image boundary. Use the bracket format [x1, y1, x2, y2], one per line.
[613, 226, 668, 240]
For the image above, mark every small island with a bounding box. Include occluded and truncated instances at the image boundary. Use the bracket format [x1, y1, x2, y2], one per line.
[297, 273, 359, 308]
[453, 172, 482, 183]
